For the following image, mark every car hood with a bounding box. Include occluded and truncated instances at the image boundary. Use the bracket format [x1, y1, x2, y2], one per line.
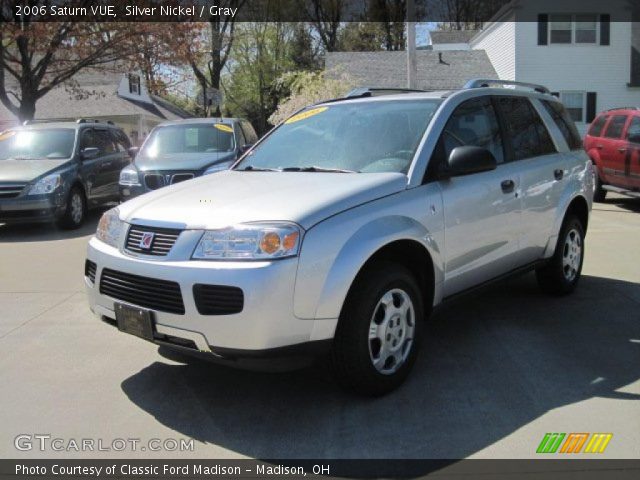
[135, 152, 236, 171]
[0, 159, 69, 183]
[118, 170, 407, 229]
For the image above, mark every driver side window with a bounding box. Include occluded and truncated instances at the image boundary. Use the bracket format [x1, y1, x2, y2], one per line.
[439, 96, 505, 167]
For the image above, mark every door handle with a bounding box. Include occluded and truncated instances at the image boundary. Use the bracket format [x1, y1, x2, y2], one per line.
[618, 147, 627, 153]
[102, 161, 112, 167]
[501, 179, 515, 193]
[596, 145, 603, 149]
[554, 169, 564, 180]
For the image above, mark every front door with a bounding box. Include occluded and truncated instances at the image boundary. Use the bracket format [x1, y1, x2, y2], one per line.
[624, 115, 640, 190]
[436, 96, 523, 297]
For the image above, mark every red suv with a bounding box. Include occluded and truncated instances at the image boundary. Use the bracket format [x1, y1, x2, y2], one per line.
[584, 107, 640, 201]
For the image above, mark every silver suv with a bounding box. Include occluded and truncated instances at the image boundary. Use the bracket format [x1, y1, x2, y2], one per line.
[85, 80, 593, 396]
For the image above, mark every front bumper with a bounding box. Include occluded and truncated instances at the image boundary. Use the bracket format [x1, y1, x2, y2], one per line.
[85, 237, 338, 360]
[119, 184, 147, 202]
[0, 195, 64, 224]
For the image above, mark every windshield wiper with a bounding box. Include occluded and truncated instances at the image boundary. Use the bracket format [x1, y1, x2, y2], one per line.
[281, 166, 358, 173]
[240, 165, 281, 172]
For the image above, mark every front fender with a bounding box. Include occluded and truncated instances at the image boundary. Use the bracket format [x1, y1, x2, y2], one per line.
[294, 186, 444, 320]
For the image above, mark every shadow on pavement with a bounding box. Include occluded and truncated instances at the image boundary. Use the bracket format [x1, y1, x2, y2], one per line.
[121, 274, 640, 462]
[0, 208, 104, 243]
[595, 197, 640, 213]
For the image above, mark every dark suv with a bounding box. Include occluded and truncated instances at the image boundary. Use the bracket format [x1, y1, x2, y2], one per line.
[119, 118, 258, 201]
[0, 119, 130, 228]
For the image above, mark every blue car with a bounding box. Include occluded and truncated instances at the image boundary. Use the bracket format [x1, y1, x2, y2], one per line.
[0, 119, 130, 228]
[119, 118, 258, 202]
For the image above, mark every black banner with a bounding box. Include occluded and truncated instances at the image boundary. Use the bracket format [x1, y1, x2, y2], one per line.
[0, 0, 636, 23]
[2, 459, 640, 480]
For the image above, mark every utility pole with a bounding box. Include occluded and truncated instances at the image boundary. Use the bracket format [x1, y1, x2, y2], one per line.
[406, 0, 417, 89]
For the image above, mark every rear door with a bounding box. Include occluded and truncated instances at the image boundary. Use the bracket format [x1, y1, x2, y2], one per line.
[624, 115, 640, 189]
[495, 96, 563, 263]
[437, 96, 524, 297]
[601, 114, 631, 188]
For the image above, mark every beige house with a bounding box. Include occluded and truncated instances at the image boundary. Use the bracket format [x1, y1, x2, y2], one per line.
[0, 69, 191, 145]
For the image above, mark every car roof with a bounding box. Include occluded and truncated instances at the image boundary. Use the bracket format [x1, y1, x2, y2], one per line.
[599, 108, 639, 115]
[156, 117, 242, 127]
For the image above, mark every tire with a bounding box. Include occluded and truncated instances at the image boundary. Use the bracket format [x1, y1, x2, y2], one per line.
[536, 215, 585, 295]
[330, 261, 424, 396]
[56, 186, 86, 230]
[592, 162, 607, 202]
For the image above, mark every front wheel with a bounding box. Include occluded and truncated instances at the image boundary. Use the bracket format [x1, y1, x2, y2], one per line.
[536, 215, 585, 295]
[592, 162, 607, 202]
[330, 261, 423, 396]
[56, 186, 86, 230]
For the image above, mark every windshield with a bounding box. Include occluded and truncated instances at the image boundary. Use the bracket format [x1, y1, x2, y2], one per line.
[0, 129, 76, 160]
[235, 99, 441, 173]
[140, 124, 235, 158]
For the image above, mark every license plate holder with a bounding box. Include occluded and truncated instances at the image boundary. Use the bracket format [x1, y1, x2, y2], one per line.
[115, 303, 155, 341]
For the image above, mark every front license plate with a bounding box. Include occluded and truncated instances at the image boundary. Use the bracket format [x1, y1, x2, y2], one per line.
[115, 303, 155, 341]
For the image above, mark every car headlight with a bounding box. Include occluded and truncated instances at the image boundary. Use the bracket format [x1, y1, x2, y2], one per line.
[27, 174, 62, 195]
[203, 162, 232, 175]
[119, 165, 140, 186]
[192, 223, 302, 260]
[96, 207, 123, 248]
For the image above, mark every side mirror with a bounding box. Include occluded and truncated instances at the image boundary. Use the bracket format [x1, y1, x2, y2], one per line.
[238, 143, 253, 155]
[443, 146, 497, 178]
[128, 146, 139, 159]
[81, 147, 99, 160]
[628, 132, 640, 144]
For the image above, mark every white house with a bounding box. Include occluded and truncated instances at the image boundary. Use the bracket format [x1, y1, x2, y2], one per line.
[469, 0, 640, 133]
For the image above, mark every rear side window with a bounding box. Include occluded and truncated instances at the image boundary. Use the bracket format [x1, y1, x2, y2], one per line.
[626, 116, 640, 143]
[496, 97, 556, 160]
[588, 115, 608, 137]
[113, 130, 131, 152]
[603, 115, 627, 139]
[439, 96, 505, 164]
[541, 100, 583, 150]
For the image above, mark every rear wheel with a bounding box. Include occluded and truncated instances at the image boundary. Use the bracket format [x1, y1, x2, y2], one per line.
[330, 261, 423, 396]
[536, 215, 585, 295]
[592, 162, 607, 202]
[56, 186, 86, 230]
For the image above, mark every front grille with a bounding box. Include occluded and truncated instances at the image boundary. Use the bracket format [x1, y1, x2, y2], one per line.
[0, 183, 26, 198]
[125, 225, 182, 256]
[144, 174, 165, 190]
[193, 284, 244, 315]
[100, 268, 185, 314]
[171, 173, 195, 184]
[85, 259, 97, 283]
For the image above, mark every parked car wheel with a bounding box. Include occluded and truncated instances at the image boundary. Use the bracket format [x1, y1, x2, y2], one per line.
[57, 186, 86, 230]
[536, 215, 585, 295]
[592, 161, 607, 202]
[330, 261, 423, 396]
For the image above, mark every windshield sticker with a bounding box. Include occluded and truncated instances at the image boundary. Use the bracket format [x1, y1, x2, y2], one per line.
[214, 124, 234, 133]
[0, 131, 16, 141]
[285, 106, 328, 124]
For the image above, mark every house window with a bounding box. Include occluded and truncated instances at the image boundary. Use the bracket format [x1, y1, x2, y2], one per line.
[549, 14, 598, 44]
[575, 15, 597, 43]
[128, 74, 140, 95]
[560, 92, 586, 123]
[550, 15, 572, 43]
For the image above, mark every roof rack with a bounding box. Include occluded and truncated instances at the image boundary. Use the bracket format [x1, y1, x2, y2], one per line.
[463, 79, 550, 94]
[604, 106, 640, 112]
[346, 87, 426, 98]
[76, 118, 115, 125]
[22, 119, 62, 126]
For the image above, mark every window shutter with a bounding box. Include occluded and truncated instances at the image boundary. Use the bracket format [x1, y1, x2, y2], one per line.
[538, 14, 548, 45]
[551, 92, 560, 98]
[586, 92, 597, 123]
[600, 14, 610, 45]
